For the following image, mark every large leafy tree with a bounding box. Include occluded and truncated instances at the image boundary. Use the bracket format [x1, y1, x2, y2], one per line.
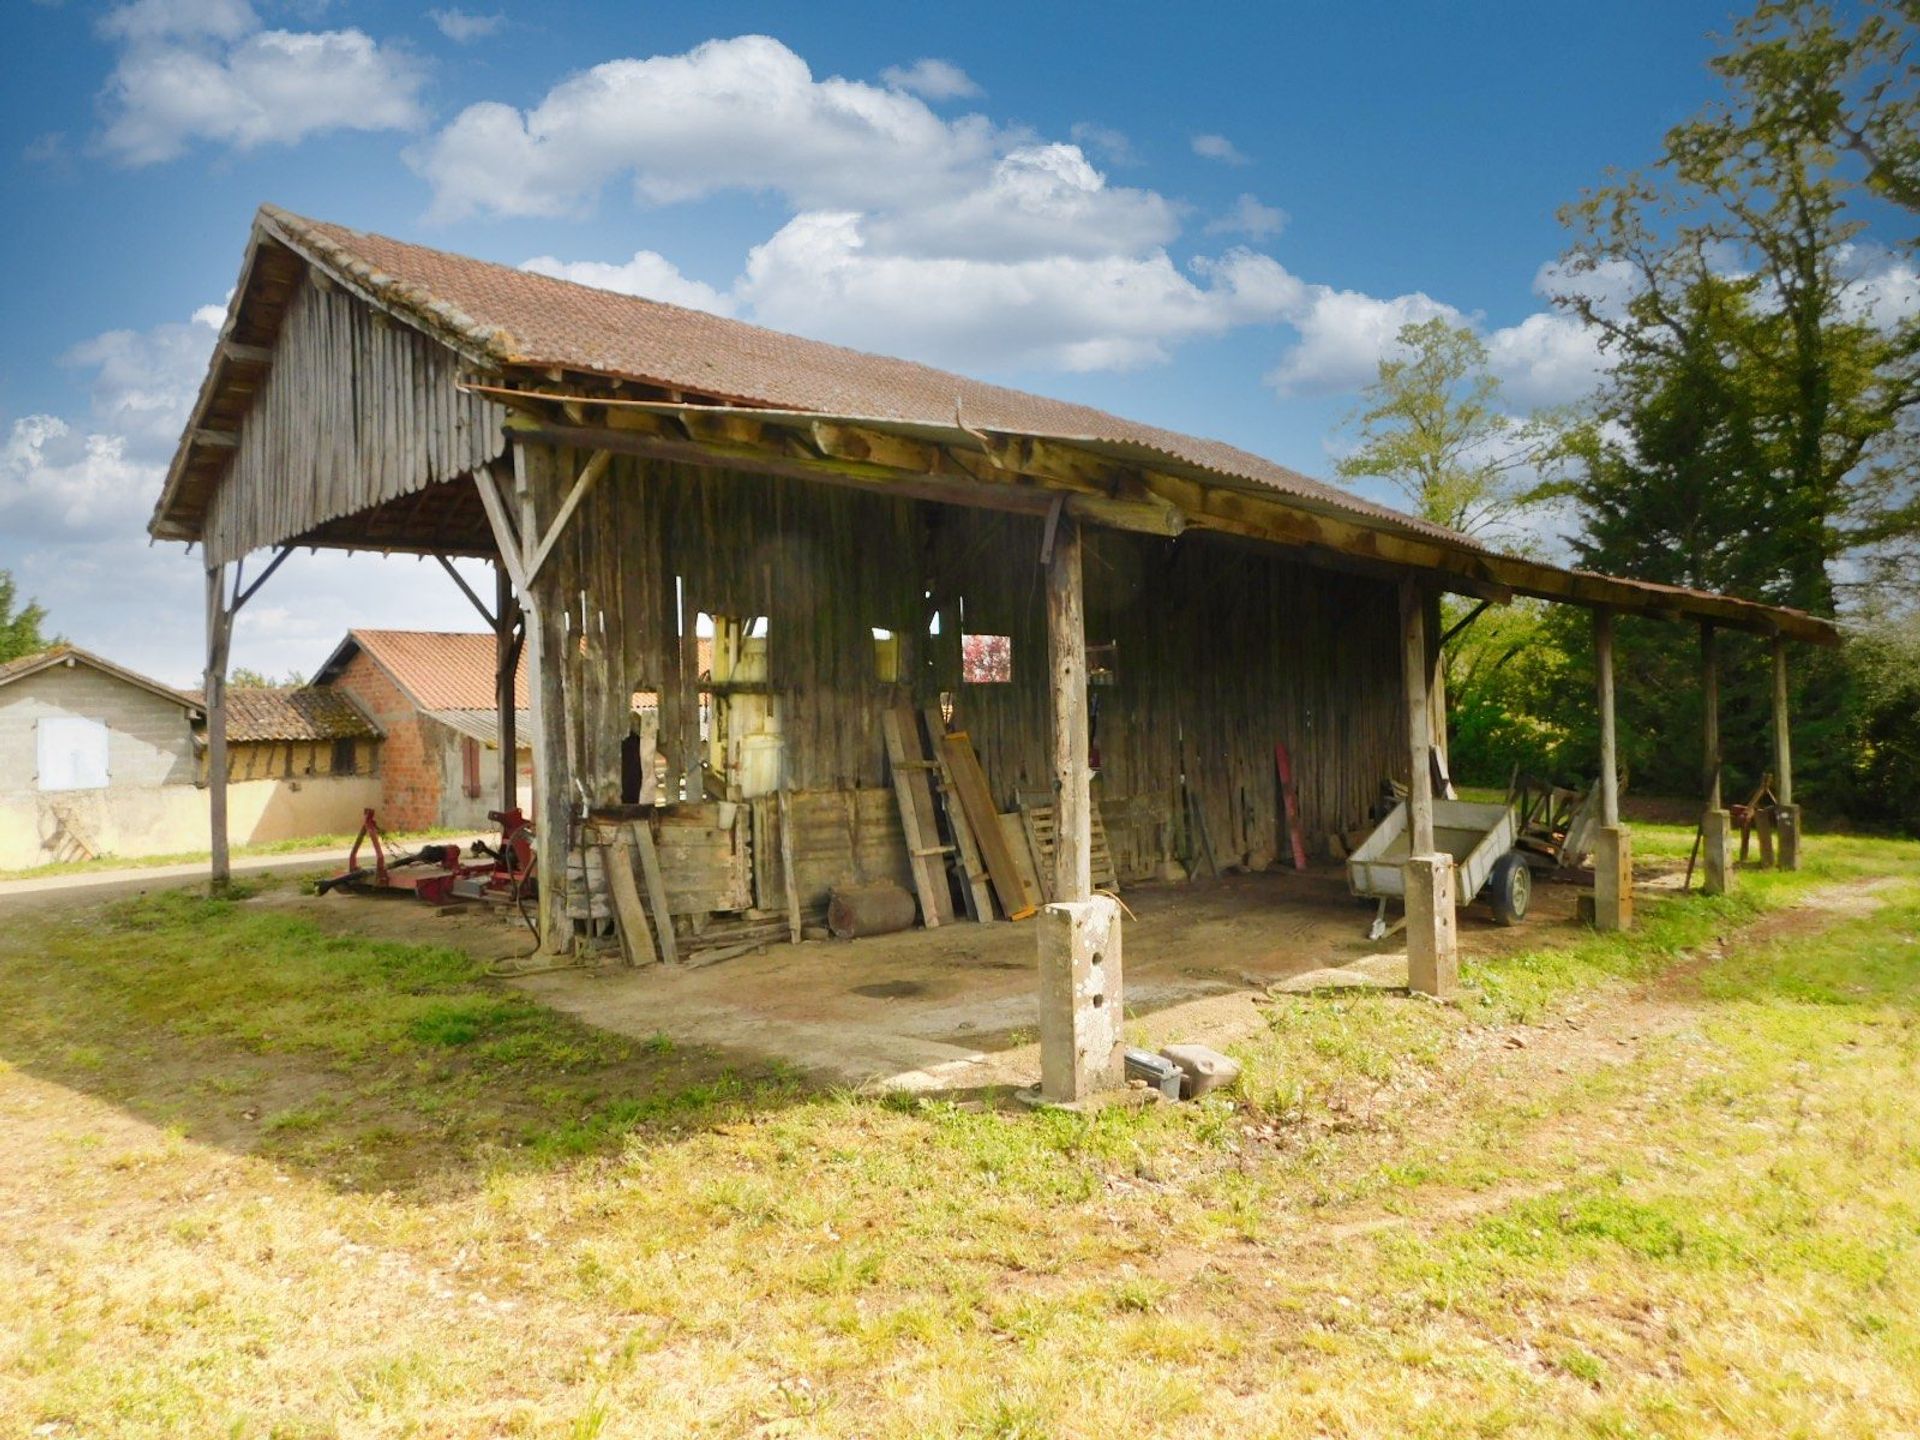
[0, 571, 54, 666]
[1543, 0, 1920, 807]
[1335, 317, 1580, 788]
[1336, 317, 1571, 544]
[1556, 0, 1920, 614]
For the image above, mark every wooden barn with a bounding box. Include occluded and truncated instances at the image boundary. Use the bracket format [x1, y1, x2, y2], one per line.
[150, 206, 1837, 1098]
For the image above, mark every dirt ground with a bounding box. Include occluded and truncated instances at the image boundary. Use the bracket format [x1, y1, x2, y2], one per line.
[279, 860, 1603, 1091]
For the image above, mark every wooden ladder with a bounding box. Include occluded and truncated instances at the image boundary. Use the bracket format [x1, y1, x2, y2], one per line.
[881, 704, 955, 927]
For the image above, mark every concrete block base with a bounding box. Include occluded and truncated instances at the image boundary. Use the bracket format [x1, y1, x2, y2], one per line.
[1037, 894, 1125, 1103]
[1404, 853, 1458, 999]
[1777, 804, 1801, 872]
[1592, 825, 1633, 932]
[1701, 808, 1731, 896]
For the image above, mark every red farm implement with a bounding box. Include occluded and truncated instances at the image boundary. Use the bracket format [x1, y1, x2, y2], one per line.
[317, 808, 536, 909]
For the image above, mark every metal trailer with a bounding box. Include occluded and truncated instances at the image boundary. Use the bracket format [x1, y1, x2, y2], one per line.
[1346, 797, 1532, 940]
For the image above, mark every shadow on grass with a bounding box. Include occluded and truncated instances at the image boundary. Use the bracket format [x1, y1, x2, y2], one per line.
[0, 883, 813, 1197]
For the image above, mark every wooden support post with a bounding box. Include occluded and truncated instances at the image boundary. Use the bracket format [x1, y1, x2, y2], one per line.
[1047, 514, 1091, 903]
[1701, 622, 1721, 813]
[1700, 622, 1730, 896]
[1592, 607, 1631, 930]
[1427, 590, 1454, 797]
[1034, 894, 1125, 1104]
[1772, 633, 1800, 870]
[200, 546, 290, 889]
[1595, 607, 1619, 830]
[778, 787, 802, 945]
[515, 442, 575, 951]
[1399, 578, 1454, 995]
[204, 563, 233, 889]
[496, 561, 521, 813]
[1400, 579, 1435, 856]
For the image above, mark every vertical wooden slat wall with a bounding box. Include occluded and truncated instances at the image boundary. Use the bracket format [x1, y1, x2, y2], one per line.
[531, 454, 1406, 879]
[203, 276, 507, 565]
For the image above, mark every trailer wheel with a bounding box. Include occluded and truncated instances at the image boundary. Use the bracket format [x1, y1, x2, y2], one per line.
[1488, 852, 1531, 927]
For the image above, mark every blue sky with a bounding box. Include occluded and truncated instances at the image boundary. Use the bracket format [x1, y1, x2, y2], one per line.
[1, 0, 1764, 684]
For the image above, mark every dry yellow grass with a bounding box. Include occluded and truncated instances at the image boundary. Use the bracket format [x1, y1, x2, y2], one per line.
[1, 830, 1916, 1437]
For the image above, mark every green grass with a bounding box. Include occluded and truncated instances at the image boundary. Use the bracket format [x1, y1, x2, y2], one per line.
[0, 886, 797, 1189]
[1, 832, 1917, 1435]
[0, 825, 473, 882]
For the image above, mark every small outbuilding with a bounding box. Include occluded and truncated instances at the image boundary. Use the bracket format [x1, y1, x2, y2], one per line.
[0, 645, 203, 868]
[313, 628, 531, 830]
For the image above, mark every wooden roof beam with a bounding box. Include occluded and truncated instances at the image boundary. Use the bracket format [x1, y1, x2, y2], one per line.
[221, 340, 274, 366]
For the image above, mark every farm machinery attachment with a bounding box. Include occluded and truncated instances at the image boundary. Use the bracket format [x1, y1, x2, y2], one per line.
[317, 807, 537, 910]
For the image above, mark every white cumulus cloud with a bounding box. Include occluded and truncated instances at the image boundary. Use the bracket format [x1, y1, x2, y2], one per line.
[1, 305, 217, 540]
[519, 250, 736, 315]
[736, 215, 1296, 372]
[1191, 133, 1250, 165]
[413, 34, 998, 220]
[879, 57, 980, 100]
[429, 8, 503, 43]
[861, 144, 1179, 262]
[96, 0, 425, 165]
[1205, 193, 1287, 240]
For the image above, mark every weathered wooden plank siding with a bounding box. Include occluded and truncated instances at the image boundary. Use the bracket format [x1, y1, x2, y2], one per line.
[203, 276, 506, 564]
[539, 451, 1405, 879]
[942, 513, 1405, 874]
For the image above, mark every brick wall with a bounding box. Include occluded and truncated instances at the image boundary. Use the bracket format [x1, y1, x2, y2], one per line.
[331, 652, 443, 829]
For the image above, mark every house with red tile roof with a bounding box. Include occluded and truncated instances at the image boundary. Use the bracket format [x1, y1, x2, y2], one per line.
[314, 629, 531, 830]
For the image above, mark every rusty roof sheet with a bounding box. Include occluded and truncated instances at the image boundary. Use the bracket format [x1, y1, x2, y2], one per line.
[317, 629, 530, 712]
[260, 205, 1471, 552]
[424, 708, 534, 746]
[224, 687, 380, 744]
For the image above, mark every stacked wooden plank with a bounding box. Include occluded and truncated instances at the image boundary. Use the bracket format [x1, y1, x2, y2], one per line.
[940, 730, 1036, 921]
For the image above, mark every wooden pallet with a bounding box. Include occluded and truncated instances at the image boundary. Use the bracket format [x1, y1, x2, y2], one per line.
[1018, 800, 1120, 898]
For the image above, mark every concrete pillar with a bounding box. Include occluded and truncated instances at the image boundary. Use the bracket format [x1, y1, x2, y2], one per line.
[1592, 825, 1633, 932]
[1701, 808, 1731, 897]
[1405, 854, 1458, 999]
[1400, 579, 1454, 996]
[1777, 804, 1802, 872]
[1037, 894, 1124, 1103]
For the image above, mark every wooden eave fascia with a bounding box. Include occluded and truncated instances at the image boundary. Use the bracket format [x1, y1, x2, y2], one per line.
[468, 383, 1839, 647]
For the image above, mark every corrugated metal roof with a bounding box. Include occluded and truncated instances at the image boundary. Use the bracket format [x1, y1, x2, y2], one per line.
[425, 708, 534, 746]
[316, 629, 529, 712]
[225, 687, 380, 743]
